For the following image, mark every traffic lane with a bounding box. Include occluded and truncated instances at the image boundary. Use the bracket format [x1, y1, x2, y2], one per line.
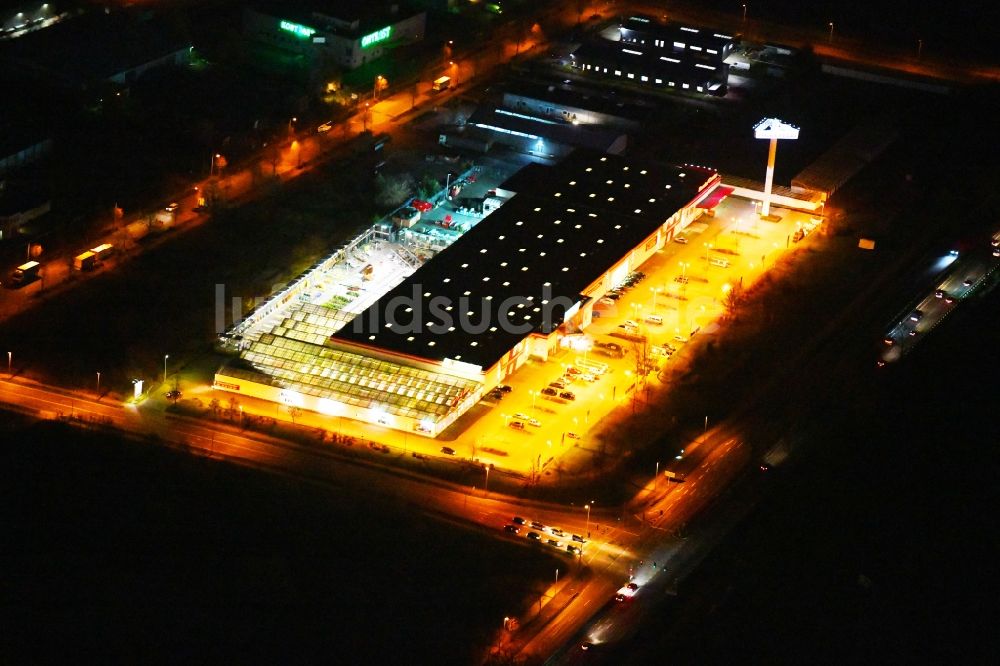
[535, 441, 750, 662]
[521, 577, 620, 663]
[547, 444, 754, 663]
[0, 380, 131, 426]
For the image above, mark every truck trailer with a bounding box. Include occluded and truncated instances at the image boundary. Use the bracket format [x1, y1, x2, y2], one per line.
[9, 261, 40, 286]
[74, 251, 97, 271]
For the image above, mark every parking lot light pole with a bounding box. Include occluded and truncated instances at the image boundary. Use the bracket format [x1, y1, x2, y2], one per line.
[163, 354, 169, 386]
[96, 371, 101, 397]
[585, 503, 591, 535]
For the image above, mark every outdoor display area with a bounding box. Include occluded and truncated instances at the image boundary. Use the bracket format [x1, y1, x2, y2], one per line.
[215, 167, 504, 436]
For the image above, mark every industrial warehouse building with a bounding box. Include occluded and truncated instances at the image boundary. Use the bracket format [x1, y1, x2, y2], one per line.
[214, 151, 728, 437]
[244, 0, 425, 70]
[572, 15, 737, 95]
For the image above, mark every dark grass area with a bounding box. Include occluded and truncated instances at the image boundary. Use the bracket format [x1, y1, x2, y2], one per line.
[0, 156, 374, 392]
[0, 421, 561, 663]
[608, 284, 1000, 664]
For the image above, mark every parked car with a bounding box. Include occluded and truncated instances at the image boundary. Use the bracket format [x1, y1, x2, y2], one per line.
[541, 387, 558, 396]
[527, 531, 541, 540]
[504, 525, 520, 534]
[512, 516, 527, 525]
[441, 446, 456, 455]
[560, 391, 576, 401]
[549, 380, 567, 389]
[509, 420, 526, 430]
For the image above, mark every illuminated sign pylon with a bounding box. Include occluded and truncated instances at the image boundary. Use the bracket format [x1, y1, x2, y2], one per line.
[753, 118, 799, 218]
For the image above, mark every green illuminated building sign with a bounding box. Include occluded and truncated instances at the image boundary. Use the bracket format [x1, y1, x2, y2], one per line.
[361, 26, 391, 48]
[280, 20, 315, 39]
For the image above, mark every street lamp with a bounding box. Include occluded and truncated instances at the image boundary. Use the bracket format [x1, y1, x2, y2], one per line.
[742, 3, 747, 21]
[484, 464, 491, 494]
[584, 503, 592, 536]
[828, 22, 834, 43]
[163, 354, 169, 385]
[917, 38, 923, 58]
[655, 460, 660, 489]
[6, 351, 11, 377]
[96, 371, 101, 396]
[374, 75, 387, 101]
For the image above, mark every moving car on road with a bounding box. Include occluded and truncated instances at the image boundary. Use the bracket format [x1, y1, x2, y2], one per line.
[615, 582, 639, 602]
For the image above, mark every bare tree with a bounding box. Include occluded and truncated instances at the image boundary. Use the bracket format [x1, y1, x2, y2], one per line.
[723, 284, 746, 320]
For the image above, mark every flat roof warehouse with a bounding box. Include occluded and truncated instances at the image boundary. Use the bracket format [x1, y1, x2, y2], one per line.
[332, 152, 714, 370]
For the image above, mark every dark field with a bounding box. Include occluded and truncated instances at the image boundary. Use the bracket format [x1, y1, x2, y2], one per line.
[1, 423, 561, 663]
[0, 153, 373, 392]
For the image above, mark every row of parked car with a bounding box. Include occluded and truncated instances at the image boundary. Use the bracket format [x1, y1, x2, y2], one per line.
[503, 517, 586, 554]
[599, 270, 647, 304]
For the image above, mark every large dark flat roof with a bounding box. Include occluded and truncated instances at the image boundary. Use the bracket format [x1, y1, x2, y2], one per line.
[573, 39, 727, 83]
[332, 151, 715, 370]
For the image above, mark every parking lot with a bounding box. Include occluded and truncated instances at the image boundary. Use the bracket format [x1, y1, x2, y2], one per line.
[448, 196, 821, 475]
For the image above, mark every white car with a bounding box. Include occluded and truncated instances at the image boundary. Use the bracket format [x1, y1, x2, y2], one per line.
[623, 319, 639, 328]
[674, 236, 689, 244]
[615, 582, 639, 601]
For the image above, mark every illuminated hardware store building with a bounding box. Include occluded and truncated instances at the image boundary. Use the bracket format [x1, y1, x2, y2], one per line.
[244, 1, 426, 69]
[214, 152, 726, 437]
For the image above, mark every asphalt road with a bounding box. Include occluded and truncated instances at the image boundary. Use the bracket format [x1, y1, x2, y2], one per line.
[880, 249, 997, 364]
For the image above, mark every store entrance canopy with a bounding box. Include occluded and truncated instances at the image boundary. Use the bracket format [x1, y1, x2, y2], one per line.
[696, 185, 735, 209]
